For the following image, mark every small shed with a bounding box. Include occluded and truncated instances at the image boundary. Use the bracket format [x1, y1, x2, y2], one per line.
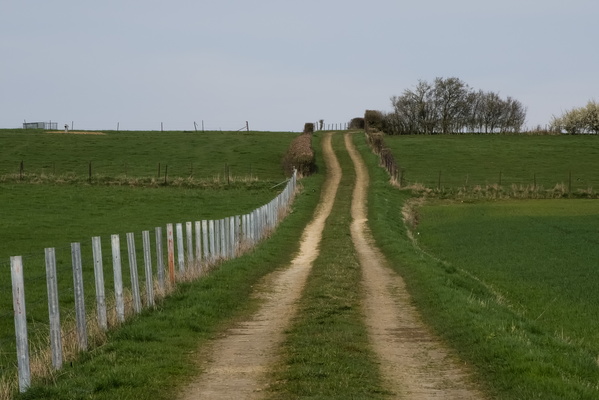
[23, 121, 58, 130]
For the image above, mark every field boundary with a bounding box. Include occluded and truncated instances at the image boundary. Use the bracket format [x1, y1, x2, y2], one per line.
[2, 171, 297, 396]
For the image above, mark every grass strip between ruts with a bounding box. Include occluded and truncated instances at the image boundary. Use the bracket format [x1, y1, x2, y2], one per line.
[267, 132, 389, 399]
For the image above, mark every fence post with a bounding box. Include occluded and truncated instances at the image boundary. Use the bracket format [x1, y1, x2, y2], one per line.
[45, 248, 63, 369]
[195, 221, 202, 268]
[71, 243, 88, 351]
[224, 217, 231, 259]
[186, 222, 193, 268]
[176, 223, 185, 273]
[155, 227, 165, 292]
[126, 233, 142, 314]
[202, 220, 209, 267]
[214, 220, 220, 260]
[11, 256, 31, 392]
[208, 220, 216, 263]
[111, 234, 125, 323]
[142, 230, 154, 307]
[220, 219, 226, 259]
[91, 237, 108, 331]
[166, 224, 175, 285]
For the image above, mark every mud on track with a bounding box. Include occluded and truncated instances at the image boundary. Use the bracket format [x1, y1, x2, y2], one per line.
[179, 132, 341, 400]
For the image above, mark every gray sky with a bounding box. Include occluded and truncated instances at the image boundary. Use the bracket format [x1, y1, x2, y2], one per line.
[1, 1, 597, 132]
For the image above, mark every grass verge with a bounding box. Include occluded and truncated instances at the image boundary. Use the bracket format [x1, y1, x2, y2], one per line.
[267, 132, 388, 399]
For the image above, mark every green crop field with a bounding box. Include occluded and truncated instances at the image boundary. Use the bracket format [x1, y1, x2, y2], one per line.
[385, 135, 599, 194]
[0, 129, 298, 395]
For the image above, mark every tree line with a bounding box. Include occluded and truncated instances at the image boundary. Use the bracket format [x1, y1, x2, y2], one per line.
[381, 77, 527, 135]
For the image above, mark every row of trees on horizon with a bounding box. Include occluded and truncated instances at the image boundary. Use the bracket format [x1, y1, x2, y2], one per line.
[381, 77, 527, 135]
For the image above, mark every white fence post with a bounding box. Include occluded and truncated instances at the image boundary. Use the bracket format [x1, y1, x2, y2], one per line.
[202, 220, 209, 267]
[214, 219, 220, 260]
[186, 221, 193, 268]
[71, 243, 87, 351]
[11, 255, 31, 392]
[176, 223, 185, 273]
[220, 219, 226, 259]
[111, 234, 125, 323]
[208, 220, 216, 264]
[45, 247, 63, 369]
[155, 227, 165, 292]
[126, 233, 142, 314]
[142, 230, 154, 307]
[166, 223, 175, 285]
[92, 237, 108, 332]
[195, 221, 202, 269]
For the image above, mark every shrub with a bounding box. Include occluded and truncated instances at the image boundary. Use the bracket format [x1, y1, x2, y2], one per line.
[303, 123, 315, 134]
[282, 131, 315, 177]
[364, 110, 384, 133]
[349, 117, 365, 130]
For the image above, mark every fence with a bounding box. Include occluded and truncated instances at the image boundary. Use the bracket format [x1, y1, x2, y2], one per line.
[2, 170, 297, 393]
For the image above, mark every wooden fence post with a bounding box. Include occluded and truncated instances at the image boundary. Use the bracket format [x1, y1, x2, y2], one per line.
[166, 224, 175, 285]
[126, 233, 142, 314]
[11, 256, 31, 392]
[91, 237, 108, 331]
[45, 248, 63, 369]
[111, 234, 125, 323]
[142, 230, 154, 307]
[71, 243, 88, 351]
[155, 227, 165, 292]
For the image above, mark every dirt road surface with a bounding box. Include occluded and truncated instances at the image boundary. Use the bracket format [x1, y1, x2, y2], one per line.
[179, 132, 341, 399]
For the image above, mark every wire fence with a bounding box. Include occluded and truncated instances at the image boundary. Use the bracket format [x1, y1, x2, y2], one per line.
[1, 170, 297, 394]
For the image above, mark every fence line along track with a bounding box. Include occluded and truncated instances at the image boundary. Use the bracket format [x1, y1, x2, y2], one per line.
[2, 171, 297, 394]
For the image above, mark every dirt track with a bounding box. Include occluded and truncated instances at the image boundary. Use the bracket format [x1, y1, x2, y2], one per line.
[179, 132, 483, 399]
[180, 132, 342, 399]
[345, 133, 484, 399]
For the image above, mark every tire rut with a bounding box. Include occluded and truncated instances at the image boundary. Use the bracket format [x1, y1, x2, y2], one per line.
[179, 132, 341, 399]
[345, 132, 486, 399]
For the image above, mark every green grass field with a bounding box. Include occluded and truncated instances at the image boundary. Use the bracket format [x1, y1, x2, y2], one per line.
[0, 129, 299, 397]
[0, 129, 295, 181]
[386, 135, 599, 193]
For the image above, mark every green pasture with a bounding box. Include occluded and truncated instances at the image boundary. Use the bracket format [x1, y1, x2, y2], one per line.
[386, 135, 599, 192]
[0, 129, 298, 396]
[418, 199, 599, 351]
[0, 129, 296, 181]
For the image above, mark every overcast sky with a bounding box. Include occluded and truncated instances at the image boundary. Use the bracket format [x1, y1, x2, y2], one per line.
[1, 1, 597, 132]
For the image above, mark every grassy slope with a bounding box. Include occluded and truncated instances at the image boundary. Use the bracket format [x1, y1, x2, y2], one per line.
[0, 129, 295, 180]
[13, 140, 325, 400]
[267, 132, 388, 399]
[386, 134, 599, 190]
[355, 132, 599, 399]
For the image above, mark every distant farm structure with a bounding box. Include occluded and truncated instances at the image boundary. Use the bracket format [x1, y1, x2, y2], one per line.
[23, 121, 57, 130]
